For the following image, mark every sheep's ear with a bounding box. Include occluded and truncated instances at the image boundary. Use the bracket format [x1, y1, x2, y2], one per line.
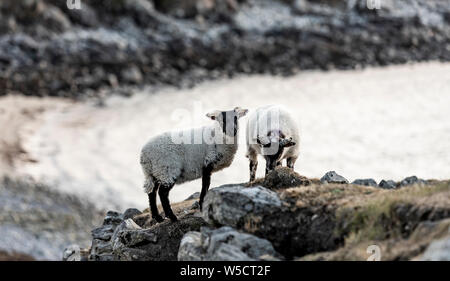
[234, 107, 248, 118]
[206, 110, 221, 120]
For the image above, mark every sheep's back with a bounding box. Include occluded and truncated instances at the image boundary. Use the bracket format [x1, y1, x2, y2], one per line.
[140, 130, 208, 184]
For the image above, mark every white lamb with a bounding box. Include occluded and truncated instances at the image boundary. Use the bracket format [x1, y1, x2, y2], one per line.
[140, 107, 248, 222]
[246, 105, 300, 182]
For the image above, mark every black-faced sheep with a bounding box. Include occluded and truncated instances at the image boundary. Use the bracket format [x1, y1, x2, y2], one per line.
[140, 107, 248, 222]
[246, 105, 300, 182]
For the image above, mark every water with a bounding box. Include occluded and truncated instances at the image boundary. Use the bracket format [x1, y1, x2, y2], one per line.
[20, 62, 450, 211]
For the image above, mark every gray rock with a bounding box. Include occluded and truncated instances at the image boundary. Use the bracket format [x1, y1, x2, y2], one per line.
[184, 192, 200, 201]
[62, 244, 81, 261]
[178, 226, 280, 261]
[88, 208, 208, 261]
[421, 234, 450, 261]
[122, 208, 142, 220]
[89, 210, 125, 261]
[190, 201, 200, 210]
[201, 183, 345, 259]
[399, 176, 427, 187]
[320, 171, 349, 184]
[379, 180, 397, 189]
[89, 239, 115, 261]
[352, 178, 377, 187]
[111, 214, 208, 261]
[91, 224, 116, 241]
[103, 211, 123, 226]
[201, 184, 282, 227]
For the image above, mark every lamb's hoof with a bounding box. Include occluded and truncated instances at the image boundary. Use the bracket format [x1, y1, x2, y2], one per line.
[168, 215, 178, 222]
[153, 215, 164, 223]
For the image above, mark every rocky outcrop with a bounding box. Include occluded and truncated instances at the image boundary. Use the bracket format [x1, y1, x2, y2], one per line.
[178, 226, 280, 261]
[1, 0, 449, 98]
[201, 169, 450, 259]
[88, 202, 208, 261]
[202, 183, 342, 258]
[80, 167, 450, 261]
[112, 215, 207, 261]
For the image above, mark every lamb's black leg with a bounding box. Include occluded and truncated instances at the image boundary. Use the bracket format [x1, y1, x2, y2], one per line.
[199, 164, 213, 211]
[265, 156, 274, 176]
[148, 182, 163, 223]
[158, 184, 177, 222]
[249, 160, 258, 182]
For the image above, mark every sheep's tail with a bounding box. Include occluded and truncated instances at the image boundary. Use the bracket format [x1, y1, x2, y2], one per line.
[141, 158, 155, 193]
[141, 151, 155, 194]
[143, 174, 155, 194]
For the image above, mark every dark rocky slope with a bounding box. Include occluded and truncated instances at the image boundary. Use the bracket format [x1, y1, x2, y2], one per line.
[1, 0, 449, 98]
[80, 168, 450, 261]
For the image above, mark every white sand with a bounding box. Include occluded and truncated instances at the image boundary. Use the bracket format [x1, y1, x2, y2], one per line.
[17, 62, 450, 211]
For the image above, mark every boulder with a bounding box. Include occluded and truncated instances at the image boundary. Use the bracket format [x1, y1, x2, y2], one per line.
[201, 184, 282, 228]
[399, 176, 427, 187]
[85, 180, 450, 261]
[320, 171, 348, 184]
[379, 179, 397, 189]
[178, 226, 280, 261]
[62, 244, 81, 261]
[352, 178, 377, 187]
[88, 207, 208, 261]
[122, 208, 142, 220]
[112, 215, 208, 261]
[201, 184, 342, 259]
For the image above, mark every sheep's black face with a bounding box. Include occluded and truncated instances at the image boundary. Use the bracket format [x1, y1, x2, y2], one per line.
[207, 107, 248, 137]
[257, 130, 296, 158]
[220, 110, 239, 137]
